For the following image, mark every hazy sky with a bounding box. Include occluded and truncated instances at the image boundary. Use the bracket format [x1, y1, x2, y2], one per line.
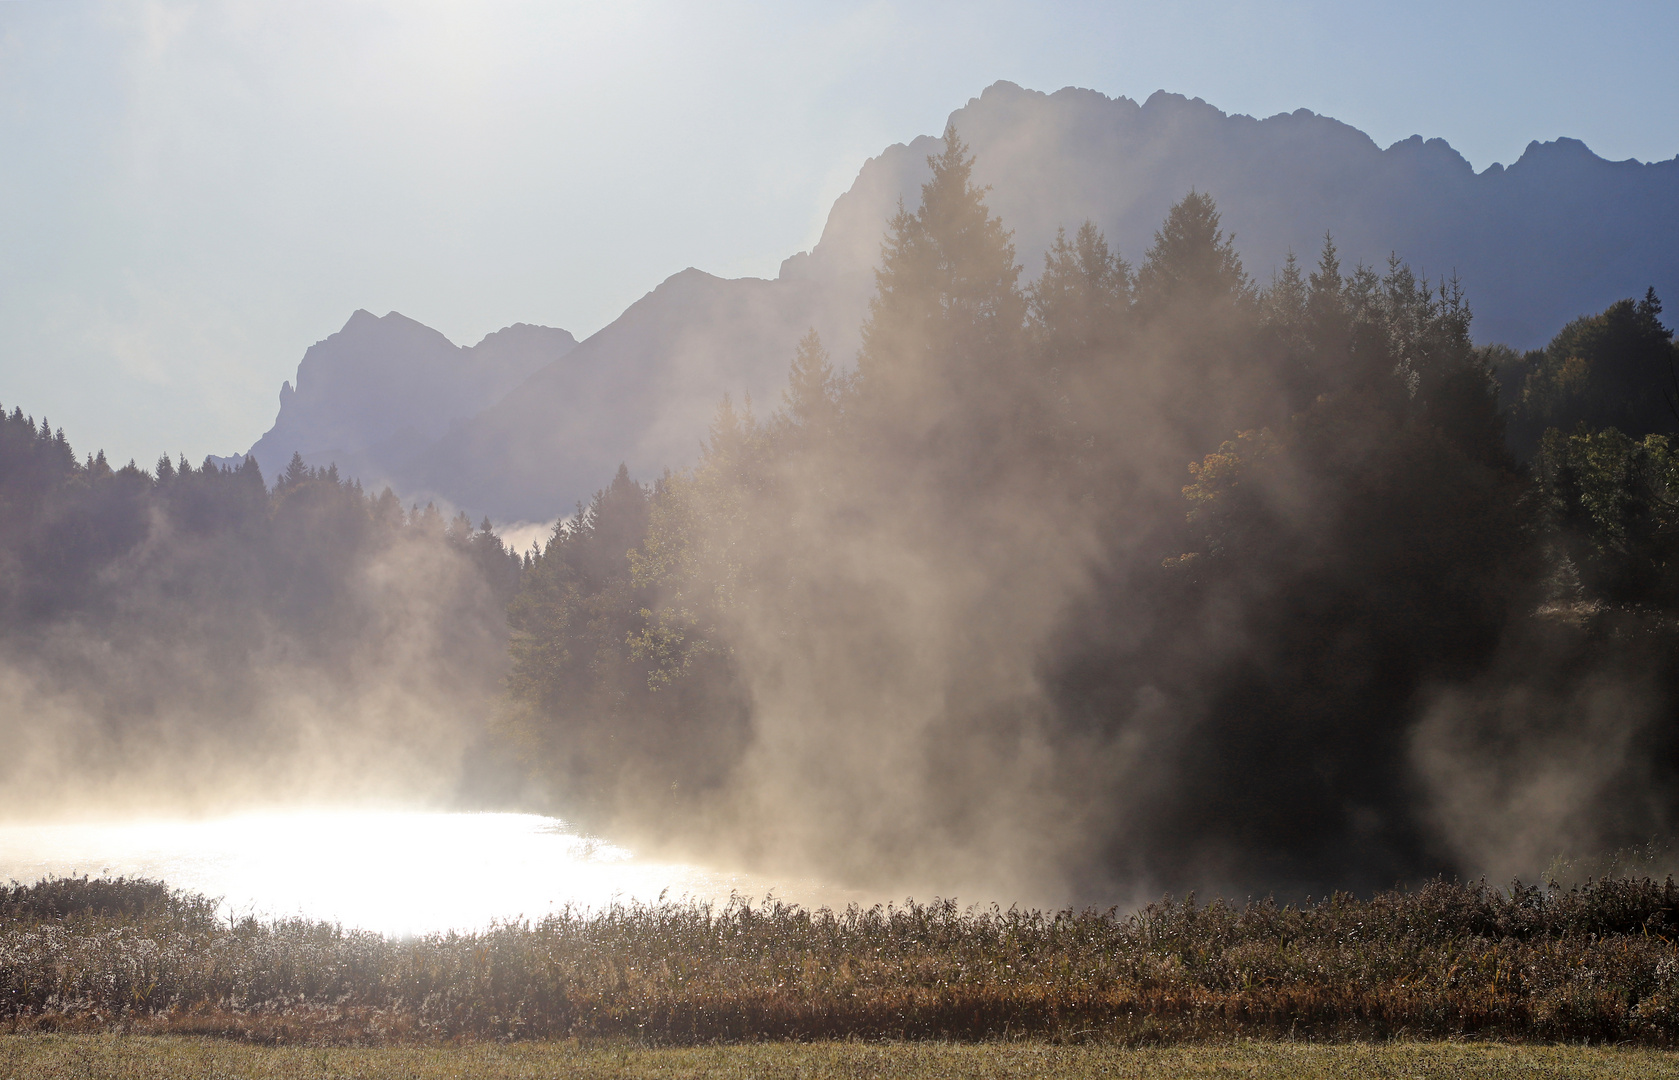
[3, 0, 1676, 467]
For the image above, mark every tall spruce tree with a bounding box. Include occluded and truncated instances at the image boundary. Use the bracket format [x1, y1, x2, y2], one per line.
[1028, 222, 1130, 373]
[1305, 233, 1351, 382]
[1134, 190, 1251, 316]
[778, 329, 842, 441]
[854, 124, 1025, 466]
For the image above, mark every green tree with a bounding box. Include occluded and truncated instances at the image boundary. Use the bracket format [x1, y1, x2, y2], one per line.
[1025, 221, 1131, 492]
[1537, 425, 1679, 603]
[1130, 191, 1272, 447]
[1260, 251, 1311, 406]
[777, 329, 843, 440]
[1305, 233, 1350, 374]
[1028, 221, 1130, 366]
[854, 124, 1025, 465]
[1507, 290, 1678, 455]
[1134, 190, 1252, 315]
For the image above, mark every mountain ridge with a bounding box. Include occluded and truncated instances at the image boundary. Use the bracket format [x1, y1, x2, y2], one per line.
[232, 80, 1679, 521]
[235, 310, 577, 485]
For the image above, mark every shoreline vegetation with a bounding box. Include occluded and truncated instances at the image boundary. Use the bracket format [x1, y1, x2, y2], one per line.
[8, 876, 1679, 1047]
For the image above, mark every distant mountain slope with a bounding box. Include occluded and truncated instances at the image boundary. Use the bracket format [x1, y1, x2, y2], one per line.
[233, 81, 1679, 520]
[401, 269, 835, 520]
[240, 310, 576, 482]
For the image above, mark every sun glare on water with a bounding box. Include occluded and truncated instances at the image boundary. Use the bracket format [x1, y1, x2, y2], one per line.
[0, 810, 840, 936]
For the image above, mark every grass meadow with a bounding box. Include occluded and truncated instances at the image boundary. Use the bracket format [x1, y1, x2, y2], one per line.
[4, 1036, 1679, 1079]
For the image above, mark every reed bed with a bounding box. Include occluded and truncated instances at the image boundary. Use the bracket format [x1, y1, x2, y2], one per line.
[4, 875, 1679, 1044]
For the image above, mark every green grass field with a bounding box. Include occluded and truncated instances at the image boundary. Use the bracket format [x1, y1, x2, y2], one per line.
[3, 1036, 1678, 1079]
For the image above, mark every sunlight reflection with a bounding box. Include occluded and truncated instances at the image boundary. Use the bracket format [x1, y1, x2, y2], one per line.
[0, 810, 849, 936]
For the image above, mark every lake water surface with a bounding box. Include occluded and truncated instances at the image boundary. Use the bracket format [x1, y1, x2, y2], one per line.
[0, 810, 862, 936]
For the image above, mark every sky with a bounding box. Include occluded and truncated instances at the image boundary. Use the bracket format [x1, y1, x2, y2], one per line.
[1, 0, 1676, 468]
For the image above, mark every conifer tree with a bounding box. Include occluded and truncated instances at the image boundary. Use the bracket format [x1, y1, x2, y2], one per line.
[1130, 191, 1271, 443]
[778, 329, 841, 439]
[1134, 190, 1251, 315]
[448, 510, 474, 547]
[1022, 221, 1131, 489]
[372, 487, 403, 530]
[282, 451, 309, 489]
[1306, 233, 1350, 373]
[1028, 221, 1129, 367]
[1261, 251, 1311, 406]
[855, 124, 1024, 445]
[236, 455, 264, 490]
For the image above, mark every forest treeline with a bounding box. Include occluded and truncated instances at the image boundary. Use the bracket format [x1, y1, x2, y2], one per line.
[498, 130, 1679, 901]
[0, 426, 524, 811]
[5, 128, 1678, 900]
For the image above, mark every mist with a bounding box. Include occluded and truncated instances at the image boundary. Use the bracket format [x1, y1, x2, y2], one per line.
[0, 441, 521, 822]
[5, 125, 1678, 917]
[496, 131, 1679, 907]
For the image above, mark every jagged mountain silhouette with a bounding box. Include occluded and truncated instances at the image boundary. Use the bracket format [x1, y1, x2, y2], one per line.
[235, 81, 1679, 521]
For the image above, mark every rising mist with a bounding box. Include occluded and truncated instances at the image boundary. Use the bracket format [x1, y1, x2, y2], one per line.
[0, 441, 520, 819]
[4, 128, 1676, 911]
[499, 130, 1679, 906]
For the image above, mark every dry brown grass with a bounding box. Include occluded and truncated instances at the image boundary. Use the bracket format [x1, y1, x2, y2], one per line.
[7, 875, 1679, 1044]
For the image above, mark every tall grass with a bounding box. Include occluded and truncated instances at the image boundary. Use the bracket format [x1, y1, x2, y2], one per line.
[4, 875, 1679, 1043]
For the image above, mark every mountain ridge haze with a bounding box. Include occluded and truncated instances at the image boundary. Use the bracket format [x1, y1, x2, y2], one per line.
[232, 81, 1679, 521]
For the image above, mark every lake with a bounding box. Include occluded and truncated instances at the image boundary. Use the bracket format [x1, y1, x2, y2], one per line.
[0, 809, 862, 936]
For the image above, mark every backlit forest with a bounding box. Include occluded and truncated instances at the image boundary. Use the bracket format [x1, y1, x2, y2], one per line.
[4, 131, 1677, 901]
